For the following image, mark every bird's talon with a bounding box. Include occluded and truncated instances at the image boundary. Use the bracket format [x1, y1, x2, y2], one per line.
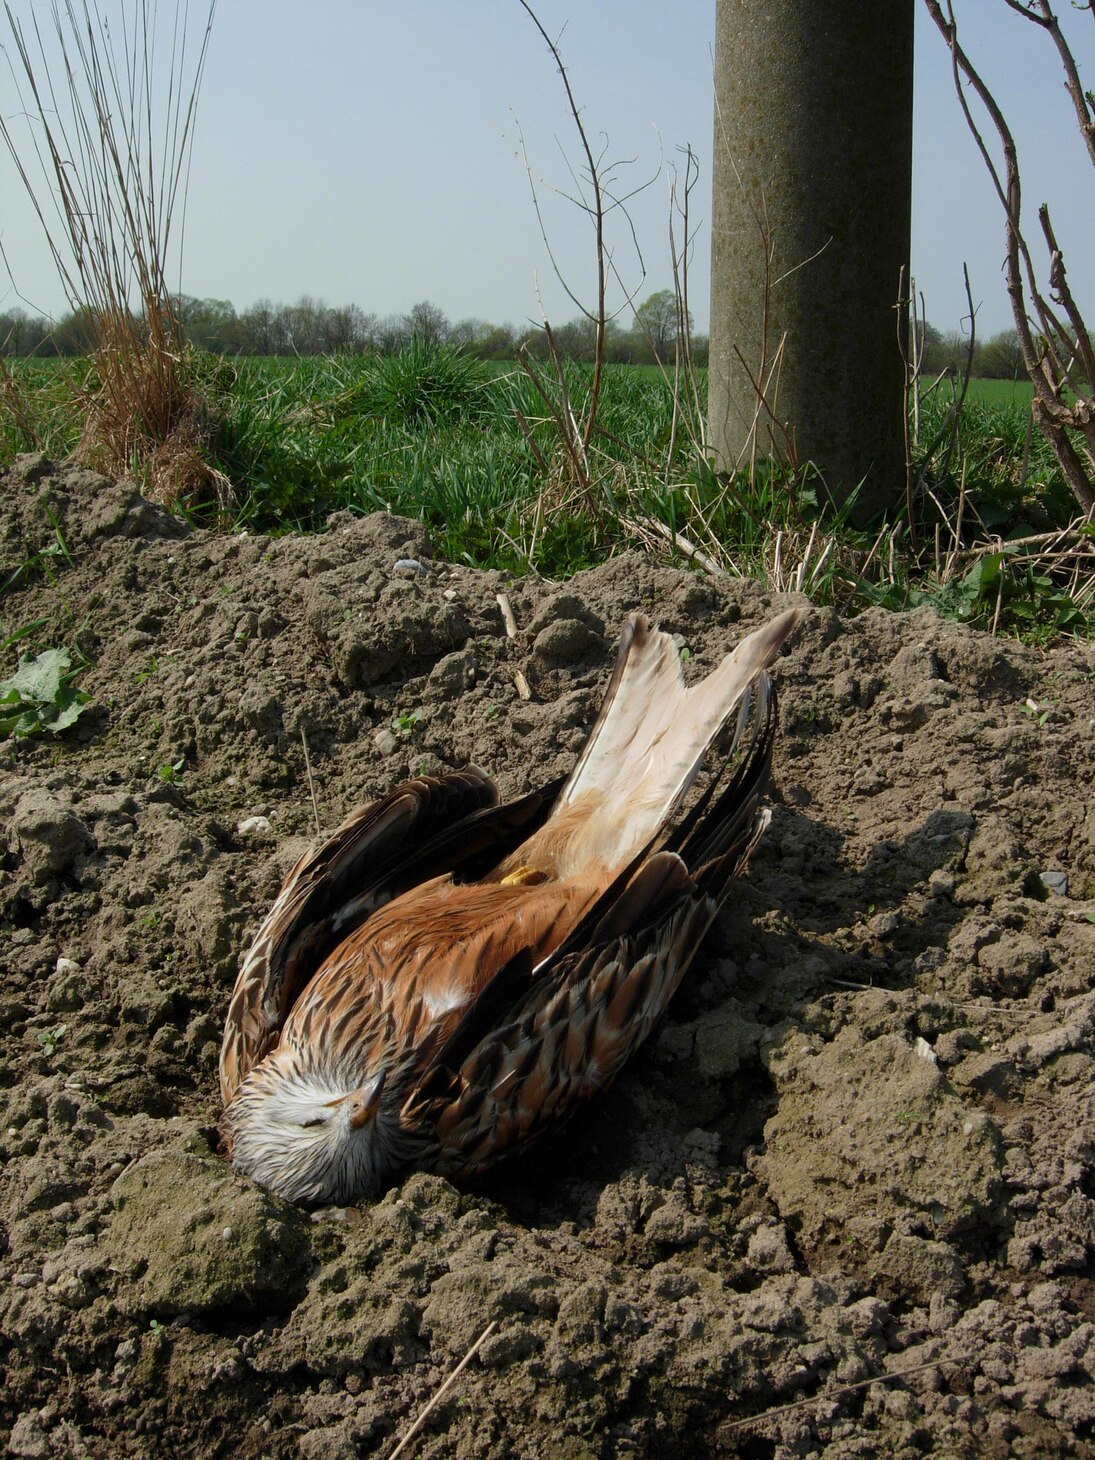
[500, 865, 549, 887]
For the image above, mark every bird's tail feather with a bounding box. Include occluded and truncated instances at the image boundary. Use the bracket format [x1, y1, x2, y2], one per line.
[531, 608, 800, 878]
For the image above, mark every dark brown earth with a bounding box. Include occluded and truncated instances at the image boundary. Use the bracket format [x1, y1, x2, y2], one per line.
[2, 453, 1095, 1459]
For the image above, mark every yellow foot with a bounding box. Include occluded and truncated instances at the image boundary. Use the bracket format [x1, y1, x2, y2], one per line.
[500, 865, 549, 887]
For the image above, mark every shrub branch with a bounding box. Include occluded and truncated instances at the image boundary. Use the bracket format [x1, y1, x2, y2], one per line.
[924, 0, 1095, 514]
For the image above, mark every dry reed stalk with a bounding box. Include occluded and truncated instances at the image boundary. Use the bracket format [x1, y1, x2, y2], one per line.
[1, 0, 223, 508]
[386, 1322, 497, 1460]
[717, 1357, 954, 1441]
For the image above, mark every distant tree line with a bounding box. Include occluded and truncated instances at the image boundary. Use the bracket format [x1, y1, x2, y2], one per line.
[918, 323, 1029, 382]
[0, 288, 710, 365]
[2, 291, 1036, 383]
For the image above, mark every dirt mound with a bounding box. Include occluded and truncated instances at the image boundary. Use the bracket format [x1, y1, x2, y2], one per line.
[2, 454, 1095, 1458]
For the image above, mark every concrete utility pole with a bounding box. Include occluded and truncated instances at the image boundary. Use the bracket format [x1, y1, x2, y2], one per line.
[708, 0, 915, 518]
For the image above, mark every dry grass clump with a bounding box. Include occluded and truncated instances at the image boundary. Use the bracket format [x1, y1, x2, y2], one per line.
[1, 0, 226, 510]
[75, 330, 232, 510]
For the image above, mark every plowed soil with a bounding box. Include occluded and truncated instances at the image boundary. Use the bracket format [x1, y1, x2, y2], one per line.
[2, 454, 1095, 1459]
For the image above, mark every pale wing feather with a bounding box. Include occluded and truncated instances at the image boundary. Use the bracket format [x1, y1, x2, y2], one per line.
[524, 608, 800, 877]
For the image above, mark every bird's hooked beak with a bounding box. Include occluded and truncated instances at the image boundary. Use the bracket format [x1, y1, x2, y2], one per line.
[344, 1071, 386, 1130]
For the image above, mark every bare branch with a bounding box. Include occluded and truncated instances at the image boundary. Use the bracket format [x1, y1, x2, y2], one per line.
[1003, 0, 1095, 166]
[923, 0, 1095, 513]
[1039, 205, 1095, 390]
[516, 0, 609, 411]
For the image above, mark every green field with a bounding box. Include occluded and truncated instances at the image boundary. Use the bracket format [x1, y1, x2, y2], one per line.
[2, 353, 1087, 638]
[962, 377, 1034, 406]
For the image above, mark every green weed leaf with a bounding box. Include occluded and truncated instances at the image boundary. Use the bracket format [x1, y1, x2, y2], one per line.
[0, 647, 92, 739]
[4, 646, 70, 702]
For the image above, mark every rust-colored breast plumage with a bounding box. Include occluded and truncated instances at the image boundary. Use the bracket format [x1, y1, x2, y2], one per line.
[218, 768, 557, 1106]
[280, 871, 606, 1092]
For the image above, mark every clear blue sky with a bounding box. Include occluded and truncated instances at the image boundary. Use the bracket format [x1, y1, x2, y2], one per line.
[1, 1, 1091, 338]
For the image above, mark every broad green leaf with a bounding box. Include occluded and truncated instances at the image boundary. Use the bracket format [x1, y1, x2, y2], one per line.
[0, 708, 45, 738]
[0, 647, 71, 705]
[961, 553, 1002, 599]
[49, 689, 91, 732]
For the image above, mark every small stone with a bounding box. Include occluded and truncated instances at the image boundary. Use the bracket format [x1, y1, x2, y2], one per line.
[373, 728, 399, 756]
[236, 816, 272, 837]
[1040, 870, 1068, 896]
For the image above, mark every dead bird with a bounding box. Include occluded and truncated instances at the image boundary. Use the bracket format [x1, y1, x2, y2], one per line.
[219, 608, 801, 1204]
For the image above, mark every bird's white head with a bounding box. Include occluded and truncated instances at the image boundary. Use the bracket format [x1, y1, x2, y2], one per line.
[223, 1044, 399, 1205]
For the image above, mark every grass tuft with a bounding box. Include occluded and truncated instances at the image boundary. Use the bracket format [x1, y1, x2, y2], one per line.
[332, 341, 493, 429]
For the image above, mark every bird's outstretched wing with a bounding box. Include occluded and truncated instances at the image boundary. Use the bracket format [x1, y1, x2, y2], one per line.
[219, 767, 563, 1102]
[399, 681, 778, 1176]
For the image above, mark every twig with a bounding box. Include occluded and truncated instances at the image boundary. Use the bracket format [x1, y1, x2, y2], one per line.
[510, 2, 654, 523]
[299, 727, 320, 838]
[496, 591, 531, 698]
[387, 1321, 497, 1460]
[1001, 0, 1095, 169]
[717, 1357, 954, 1439]
[515, 1, 609, 453]
[496, 592, 519, 638]
[950, 520, 1092, 563]
[623, 513, 728, 577]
